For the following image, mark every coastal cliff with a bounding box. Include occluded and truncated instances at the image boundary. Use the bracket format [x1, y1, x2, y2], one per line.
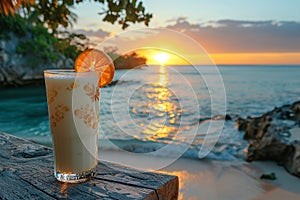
[0, 33, 73, 86]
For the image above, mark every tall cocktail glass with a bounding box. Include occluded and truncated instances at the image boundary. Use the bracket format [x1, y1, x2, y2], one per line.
[44, 69, 100, 183]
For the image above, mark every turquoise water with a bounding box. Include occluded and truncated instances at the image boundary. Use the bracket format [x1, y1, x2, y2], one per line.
[1, 65, 300, 160]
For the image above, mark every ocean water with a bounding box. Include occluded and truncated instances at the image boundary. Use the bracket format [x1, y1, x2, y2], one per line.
[1, 65, 300, 160]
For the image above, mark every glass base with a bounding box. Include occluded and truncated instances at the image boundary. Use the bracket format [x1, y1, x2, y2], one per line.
[54, 166, 97, 183]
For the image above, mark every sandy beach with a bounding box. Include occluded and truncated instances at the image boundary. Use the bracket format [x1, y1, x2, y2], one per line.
[100, 150, 300, 200]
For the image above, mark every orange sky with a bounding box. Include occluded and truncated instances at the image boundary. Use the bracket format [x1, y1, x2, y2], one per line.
[209, 52, 300, 65]
[95, 26, 300, 65]
[141, 50, 300, 65]
[136, 48, 300, 66]
[134, 30, 300, 65]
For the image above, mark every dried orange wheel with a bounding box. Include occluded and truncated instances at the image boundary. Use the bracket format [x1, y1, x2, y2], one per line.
[75, 48, 115, 88]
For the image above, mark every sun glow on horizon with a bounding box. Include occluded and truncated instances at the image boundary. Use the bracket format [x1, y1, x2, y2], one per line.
[153, 52, 170, 65]
[136, 49, 300, 65]
[137, 49, 190, 65]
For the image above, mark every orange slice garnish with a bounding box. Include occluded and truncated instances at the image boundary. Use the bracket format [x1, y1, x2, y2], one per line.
[75, 48, 115, 88]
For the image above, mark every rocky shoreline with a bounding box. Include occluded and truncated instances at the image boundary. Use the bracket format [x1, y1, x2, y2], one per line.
[237, 101, 300, 177]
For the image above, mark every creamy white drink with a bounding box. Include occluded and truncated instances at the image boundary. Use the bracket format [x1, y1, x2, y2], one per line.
[44, 70, 100, 183]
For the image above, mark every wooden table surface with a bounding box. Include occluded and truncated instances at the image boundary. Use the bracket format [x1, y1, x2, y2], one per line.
[0, 132, 178, 200]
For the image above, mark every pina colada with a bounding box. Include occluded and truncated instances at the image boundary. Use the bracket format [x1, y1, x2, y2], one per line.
[44, 70, 100, 183]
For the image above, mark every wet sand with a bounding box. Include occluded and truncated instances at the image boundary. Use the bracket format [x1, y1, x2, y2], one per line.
[100, 150, 300, 200]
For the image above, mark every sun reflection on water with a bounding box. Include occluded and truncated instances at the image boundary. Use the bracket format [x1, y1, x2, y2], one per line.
[158, 65, 168, 85]
[129, 66, 182, 142]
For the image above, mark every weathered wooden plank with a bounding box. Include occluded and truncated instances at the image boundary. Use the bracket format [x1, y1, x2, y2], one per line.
[0, 132, 178, 200]
[96, 162, 179, 200]
[0, 168, 54, 200]
[0, 132, 51, 160]
[18, 166, 157, 200]
[0, 133, 157, 199]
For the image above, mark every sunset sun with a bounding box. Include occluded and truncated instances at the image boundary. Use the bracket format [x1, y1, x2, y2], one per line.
[153, 52, 170, 65]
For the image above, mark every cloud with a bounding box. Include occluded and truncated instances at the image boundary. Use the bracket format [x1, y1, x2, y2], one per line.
[165, 16, 188, 23]
[72, 28, 110, 38]
[69, 28, 111, 46]
[166, 18, 300, 53]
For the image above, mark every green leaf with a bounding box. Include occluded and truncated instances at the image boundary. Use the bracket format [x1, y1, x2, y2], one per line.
[64, 0, 74, 6]
[2, 0, 152, 32]
[122, 22, 129, 29]
[103, 13, 118, 24]
[137, 2, 144, 12]
[131, 0, 137, 7]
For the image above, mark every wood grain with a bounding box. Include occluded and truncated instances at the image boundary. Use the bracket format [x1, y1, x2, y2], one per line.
[0, 132, 178, 199]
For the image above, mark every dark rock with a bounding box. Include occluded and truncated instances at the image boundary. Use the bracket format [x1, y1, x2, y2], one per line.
[260, 172, 276, 180]
[225, 114, 232, 120]
[284, 141, 300, 177]
[292, 101, 300, 125]
[239, 101, 300, 178]
[246, 142, 289, 163]
[236, 117, 248, 131]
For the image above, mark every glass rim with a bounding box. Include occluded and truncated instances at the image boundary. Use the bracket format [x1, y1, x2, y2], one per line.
[44, 69, 100, 76]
